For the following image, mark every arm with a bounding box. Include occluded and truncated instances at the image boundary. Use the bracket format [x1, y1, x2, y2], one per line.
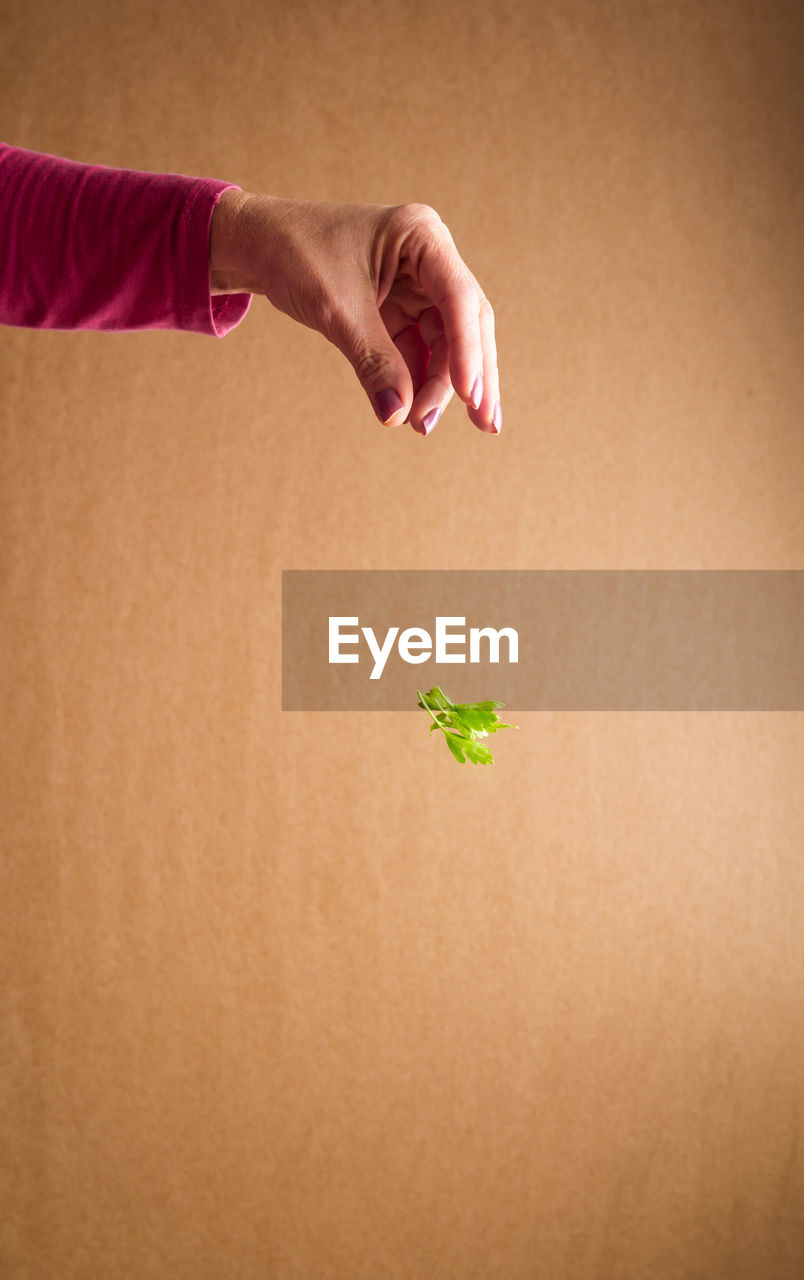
[0, 144, 501, 434]
[0, 143, 251, 335]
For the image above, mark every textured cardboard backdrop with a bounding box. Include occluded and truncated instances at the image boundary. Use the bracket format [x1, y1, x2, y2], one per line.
[1, 1, 803, 1277]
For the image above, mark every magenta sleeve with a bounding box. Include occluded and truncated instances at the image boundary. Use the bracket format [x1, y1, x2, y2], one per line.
[0, 143, 252, 336]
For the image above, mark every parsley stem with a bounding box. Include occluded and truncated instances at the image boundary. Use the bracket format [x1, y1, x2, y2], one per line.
[417, 690, 443, 729]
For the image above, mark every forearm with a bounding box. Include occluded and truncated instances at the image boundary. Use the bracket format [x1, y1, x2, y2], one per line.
[0, 143, 251, 335]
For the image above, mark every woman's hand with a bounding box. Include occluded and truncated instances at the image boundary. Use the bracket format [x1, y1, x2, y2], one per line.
[210, 189, 501, 436]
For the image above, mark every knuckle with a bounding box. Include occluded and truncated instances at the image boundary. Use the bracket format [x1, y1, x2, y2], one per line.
[452, 273, 479, 304]
[400, 200, 443, 226]
[353, 346, 387, 385]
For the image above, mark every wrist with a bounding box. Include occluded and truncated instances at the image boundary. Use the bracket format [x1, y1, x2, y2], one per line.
[209, 187, 254, 295]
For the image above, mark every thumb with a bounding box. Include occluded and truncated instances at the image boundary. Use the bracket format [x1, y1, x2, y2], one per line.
[331, 301, 413, 426]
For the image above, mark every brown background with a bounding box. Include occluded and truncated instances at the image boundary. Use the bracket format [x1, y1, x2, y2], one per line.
[1, 1, 803, 1277]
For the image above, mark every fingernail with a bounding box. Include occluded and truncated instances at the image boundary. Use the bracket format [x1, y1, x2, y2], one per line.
[412, 422, 426, 435]
[491, 401, 502, 433]
[422, 406, 441, 435]
[375, 388, 404, 423]
[470, 376, 483, 409]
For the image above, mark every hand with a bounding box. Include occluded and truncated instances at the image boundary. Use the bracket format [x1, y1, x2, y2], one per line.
[210, 190, 501, 436]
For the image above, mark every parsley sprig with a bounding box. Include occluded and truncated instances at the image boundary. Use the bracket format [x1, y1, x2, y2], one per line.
[417, 685, 517, 764]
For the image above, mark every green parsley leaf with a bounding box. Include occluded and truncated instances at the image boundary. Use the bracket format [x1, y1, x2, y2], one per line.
[417, 685, 517, 765]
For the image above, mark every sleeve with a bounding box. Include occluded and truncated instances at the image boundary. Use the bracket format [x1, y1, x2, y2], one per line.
[0, 143, 252, 336]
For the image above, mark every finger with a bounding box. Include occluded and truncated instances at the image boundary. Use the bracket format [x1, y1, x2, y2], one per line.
[407, 306, 455, 436]
[466, 296, 501, 434]
[329, 294, 414, 426]
[410, 336, 455, 436]
[413, 219, 486, 410]
[393, 323, 430, 390]
[393, 323, 431, 431]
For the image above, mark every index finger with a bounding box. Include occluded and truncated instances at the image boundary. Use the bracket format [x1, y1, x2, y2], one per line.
[412, 211, 499, 428]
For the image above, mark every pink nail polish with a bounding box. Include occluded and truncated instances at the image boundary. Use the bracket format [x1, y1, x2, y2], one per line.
[470, 376, 483, 409]
[492, 401, 502, 433]
[422, 406, 441, 434]
[375, 388, 404, 423]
